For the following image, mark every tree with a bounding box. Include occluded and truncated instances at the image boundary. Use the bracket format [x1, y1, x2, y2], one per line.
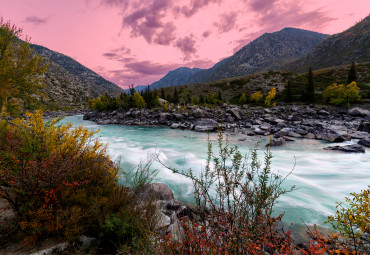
[191, 96, 199, 105]
[160, 87, 165, 99]
[218, 90, 222, 101]
[173, 87, 179, 104]
[250, 91, 263, 103]
[347, 62, 357, 84]
[133, 92, 146, 109]
[265, 88, 276, 107]
[322, 81, 360, 106]
[239, 93, 247, 105]
[306, 66, 315, 102]
[285, 80, 293, 102]
[0, 18, 47, 115]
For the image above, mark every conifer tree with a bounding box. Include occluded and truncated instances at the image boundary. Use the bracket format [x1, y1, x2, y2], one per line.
[160, 87, 165, 99]
[347, 62, 357, 84]
[173, 87, 179, 104]
[286, 80, 293, 102]
[306, 66, 315, 102]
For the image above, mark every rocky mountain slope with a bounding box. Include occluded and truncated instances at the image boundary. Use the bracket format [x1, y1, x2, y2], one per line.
[31, 44, 123, 108]
[150, 67, 202, 90]
[289, 15, 370, 72]
[205, 27, 327, 81]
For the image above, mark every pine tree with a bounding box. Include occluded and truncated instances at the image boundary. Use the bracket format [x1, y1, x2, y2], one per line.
[160, 87, 165, 99]
[218, 90, 222, 101]
[347, 62, 357, 85]
[306, 66, 315, 102]
[286, 80, 293, 102]
[173, 87, 179, 104]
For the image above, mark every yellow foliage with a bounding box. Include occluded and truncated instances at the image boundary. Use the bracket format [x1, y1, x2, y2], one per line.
[265, 88, 276, 107]
[250, 91, 263, 103]
[322, 81, 360, 106]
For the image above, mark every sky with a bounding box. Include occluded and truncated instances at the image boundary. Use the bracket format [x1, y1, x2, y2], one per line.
[1, 0, 369, 88]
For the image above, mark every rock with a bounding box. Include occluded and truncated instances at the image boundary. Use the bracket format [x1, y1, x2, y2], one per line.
[357, 122, 370, 133]
[277, 128, 293, 136]
[30, 242, 69, 255]
[266, 137, 286, 147]
[348, 107, 370, 117]
[158, 98, 168, 106]
[272, 118, 285, 124]
[291, 106, 299, 112]
[167, 220, 184, 241]
[192, 108, 204, 117]
[287, 131, 301, 138]
[305, 133, 316, 139]
[137, 183, 174, 202]
[159, 113, 170, 124]
[324, 144, 365, 153]
[194, 118, 218, 132]
[228, 108, 242, 119]
[174, 113, 184, 120]
[260, 123, 271, 130]
[156, 212, 171, 229]
[318, 110, 330, 115]
[166, 200, 182, 210]
[358, 138, 370, 147]
[315, 128, 349, 142]
[349, 131, 370, 139]
[79, 235, 96, 249]
[170, 123, 181, 129]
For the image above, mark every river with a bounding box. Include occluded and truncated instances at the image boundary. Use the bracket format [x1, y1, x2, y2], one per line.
[60, 115, 370, 231]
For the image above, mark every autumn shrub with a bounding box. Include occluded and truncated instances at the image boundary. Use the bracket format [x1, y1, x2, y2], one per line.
[250, 91, 263, 103]
[156, 132, 296, 254]
[265, 88, 277, 107]
[0, 111, 155, 250]
[322, 81, 361, 106]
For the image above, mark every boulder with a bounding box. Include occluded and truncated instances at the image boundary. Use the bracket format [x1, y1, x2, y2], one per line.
[137, 183, 174, 202]
[348, 107, 370, 117]
[266, 137, 286, 147]
[192, 108, 204, 117]
[159, 113, 170, 124]
[194, 118, 218, 132]
[228, 108, 242, 120]
[170, 123, 181, 129]
[324, 144, 365, 153]
[314, 128, 349, 142]
[357, 122, 370, 133]
[358, 138, 370, 147]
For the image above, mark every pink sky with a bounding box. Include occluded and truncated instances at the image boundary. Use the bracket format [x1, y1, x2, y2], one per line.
[1, 0, 369, 88]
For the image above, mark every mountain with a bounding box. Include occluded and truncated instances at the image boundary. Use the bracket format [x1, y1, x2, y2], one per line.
[150, 67, 202, 90]
[30, 44, 123, 107]
[186, 57, 230, 84]
[204, 27, 328, 81]
[288, 15, 370, 72]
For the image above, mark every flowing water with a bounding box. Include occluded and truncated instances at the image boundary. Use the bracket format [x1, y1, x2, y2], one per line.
[61, 115, 370, 230]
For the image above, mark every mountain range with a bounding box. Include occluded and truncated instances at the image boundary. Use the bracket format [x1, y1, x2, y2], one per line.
[30, 44, 123, 108]
[133, 15, 369, 92]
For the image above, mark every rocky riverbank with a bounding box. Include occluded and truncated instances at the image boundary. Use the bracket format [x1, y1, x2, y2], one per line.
[83, 105, 370, 151]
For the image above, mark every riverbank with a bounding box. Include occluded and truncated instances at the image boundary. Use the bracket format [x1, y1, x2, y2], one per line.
[83, 104, 370, 149]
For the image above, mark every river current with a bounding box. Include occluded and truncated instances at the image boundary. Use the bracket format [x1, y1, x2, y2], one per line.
[61, 115, 370, 230]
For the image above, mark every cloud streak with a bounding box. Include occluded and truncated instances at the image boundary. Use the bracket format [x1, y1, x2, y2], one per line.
[23, 16, 48, 25]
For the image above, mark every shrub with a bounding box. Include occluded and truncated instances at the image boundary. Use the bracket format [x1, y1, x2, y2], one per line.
[265, 88, 277, 107]
[239, 93, 247, 105]
[156, 132, 296, 254]
[322, 81, 361, 106]
[0, 111, 155, 250]
[250, 91, 263, 103]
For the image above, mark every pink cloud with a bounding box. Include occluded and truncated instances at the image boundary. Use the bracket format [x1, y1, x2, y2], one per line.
[181, 0, 223, 17]
[23, 16, 48, 25]
[214, 12, 238, 33]
[175, 35, 197, 61]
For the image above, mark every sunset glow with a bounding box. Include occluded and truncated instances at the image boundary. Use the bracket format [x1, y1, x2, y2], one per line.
[2, 0, 369, 88]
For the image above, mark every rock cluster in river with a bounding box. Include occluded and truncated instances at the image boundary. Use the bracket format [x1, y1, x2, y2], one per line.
[83, 105, 370, 151]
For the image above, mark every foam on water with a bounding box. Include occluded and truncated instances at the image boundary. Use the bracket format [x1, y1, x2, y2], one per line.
[60, 115, 370, 228]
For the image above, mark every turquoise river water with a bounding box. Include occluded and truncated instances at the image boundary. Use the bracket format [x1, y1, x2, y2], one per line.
[61, 115, 370, 230]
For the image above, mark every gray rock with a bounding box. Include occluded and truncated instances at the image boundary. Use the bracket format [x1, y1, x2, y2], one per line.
[348, 107, 370, 117]
[324, 144, 365, 153]
[315, 128, 349, 142]
[305, 133, 316, 139]
[287, 131, 301, 138]
[194, 118, 218, 132]
[30, 243, 69, 255]
[79, 235, 96, 248]
[260, 123, 271, 130]
[137, 183, 174, 202]
[192, 108, 204, 117]
[156, 212, 171, 229]
[358, 138, 370, 147]
[159, 113, 170, 124]
[229, 108, 242, 119]
[170, 123, 181, 129]
[357, 122, 370, 133]
[277, 128, 293, 136]
[167, 220, 184, 241]
[266, 137, 286, 147]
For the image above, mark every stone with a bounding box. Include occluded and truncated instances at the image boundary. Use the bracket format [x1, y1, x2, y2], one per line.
[266, 137, 286, 147]
[348, 107, 370, 117]
[358, 138, 370, 147]
[287, 131, 301, 138]
[79, 235, 96, 248]
[156, 212, 171, 229]
[260, 123, 271, 130]
[137, 183, 174, 202]
[194, 118, 218, 132]
[357, 122, 370, 133]
[167, 220, 184, 241]
[30, 243, 69, 255]
[228, 108, 242, 119]
[315, 128, 349, 142]
[159, 113, 170, 124]
[324, 144, 365, 153]
[277, 128, 293, 136]
[166, 200, 182, 210]
[170, 123, 181, 129]
[305, 133, 316, 139]
[192, 108, 204, 117]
